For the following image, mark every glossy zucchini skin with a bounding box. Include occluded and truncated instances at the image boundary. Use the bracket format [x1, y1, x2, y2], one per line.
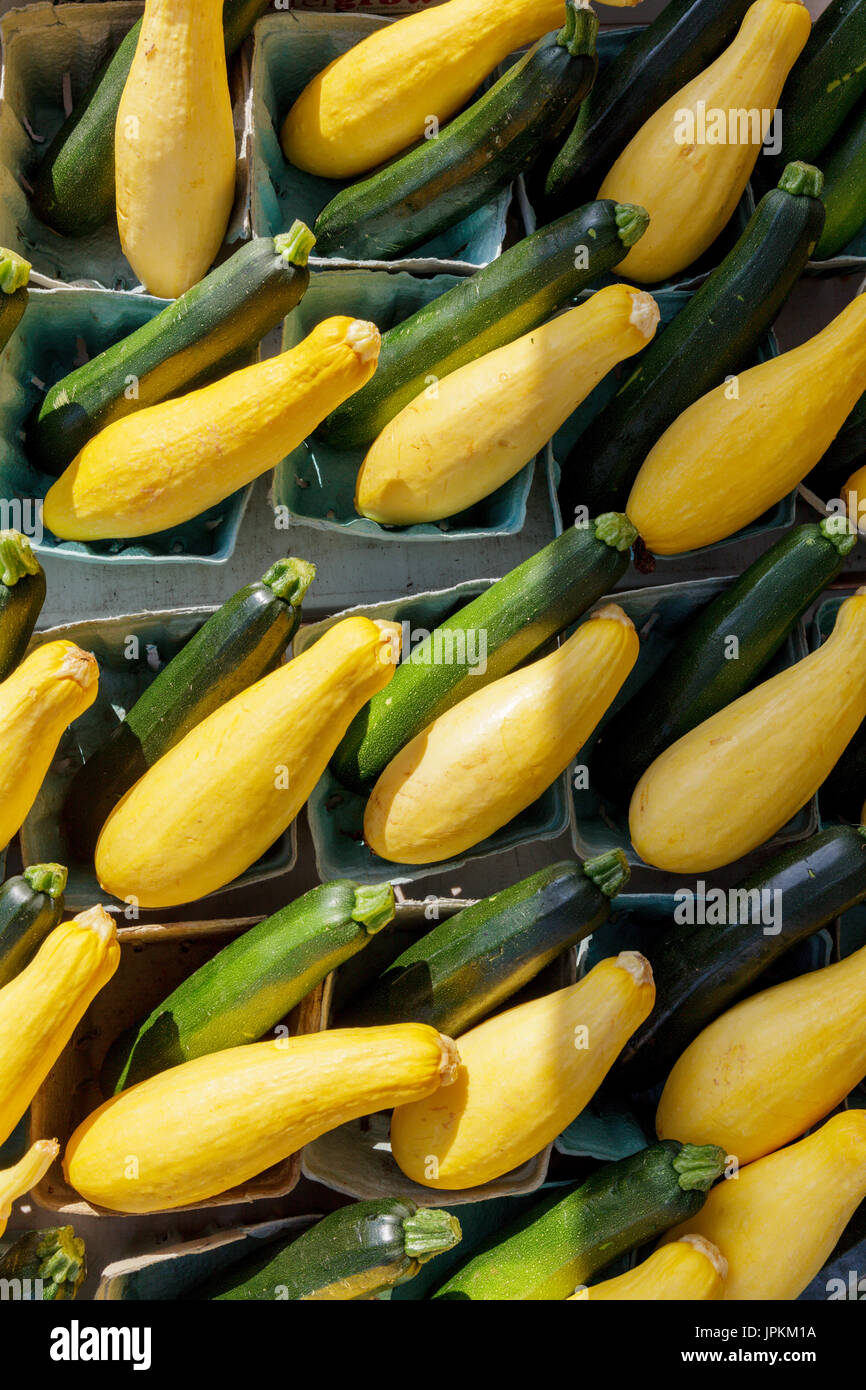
[62, 558, 315, 863]
[559, 163, 826, 517]
[196, 1199, 462, 1301]
[0, 533, 46, 685]
[338, 855, 628, 1037]
[432, 1141, 726, 1300]
[541, 0, 752, 216]
[617, 826, 866, 1091]
[0, 866, 67, 990]
[30, 0, 271, 239]
[815, 101, 866, 259]
[100, 880, 395, 1095]
[591, 521, 855, 808]
[31, 227, 314, 478]
[768, 0, 866, 174]
[319, 199, 647, 449]
[330, 514, 636, 795]
[313, 4, 599, 261]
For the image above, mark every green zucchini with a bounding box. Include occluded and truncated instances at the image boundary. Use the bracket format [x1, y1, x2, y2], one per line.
[100, 880, 395, 1095]
[330, 512, 637, 795]
[195, 1199, 462, 1301]
[769, 0, 866, 174]
[318, 200, 647, 450]
[540, 0, 752, 216]
[0, 1227, 86, 1301]
[559, 161, 826, 518]
[591, 520, 856, 808]
[618, 825, 866, 1092]
[30, 0, 272, 239]
[0, 865, 67, 990]
[338, 854, 628, 1037]
[805, 390, 866, 501]
[62, 557, 315, 863]
[814, 99, 866, 258]
[0, 250, 30, 357]
[0, 533, 47, 686]
[432, 1141, 726, 1300]
[312, 0, 599, 261]
[31, 223, 315, 478]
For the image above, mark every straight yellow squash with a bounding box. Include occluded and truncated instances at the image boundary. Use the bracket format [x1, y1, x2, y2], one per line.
[356, 286, 660, 526]
[0, 1140, 59, 1239]
[116, 0, 237, 298]
[657, 941, 866, 1166]
[390, 951, 655, 1190]
[659, 1111, 866, 1301]
[96, 616, 401, 908]
[0, 907, 119, 1147]
[600, 0, 811, 283]
[44, 317, 381, 543]
[0, 641, 98, 851]
[630, 590, 866, 873]
[64, 1024, 459, 1213]
[627, 294, 866, 553]
[570, 1236, 727, 1301]
[364, 603, 639, 865]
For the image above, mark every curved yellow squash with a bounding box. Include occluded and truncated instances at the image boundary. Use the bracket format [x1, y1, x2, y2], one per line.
[115, 0, 236, 298]
[657, 941, 866, 1165]
[64, 1025, 459, 1213]
[627, 294, 866, 553]
[659, 1111, 866, 1301]
[96, 616, 401, 908]
[0, 1140, 59, 1239]
[390, 952, 654, 1190]
[600, 0, 810, 284]
[571, 1236, 727, 1301]
[356, 286, 660, 525]
[0, 641, 98, 851]
[0, 907, 119, 1147]
[364, 603, 639, 865]
[630, 590, 866, 872]
[44, 317, 381, 543]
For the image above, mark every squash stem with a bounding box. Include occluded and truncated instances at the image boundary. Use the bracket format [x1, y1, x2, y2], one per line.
[403, 1208, 462, 1261]
[673, 1143, 727, 1193]
[23, 863, 68, 900]
[0, 1226, 86, 1300]
[615, 203, 650, 250]
[0, 530, 40, 587]
[594, 512, 638, 553]
[352, 882, 396, 935]
[0, 248, 30, 296]
[778, 161, 824, 199]
[819, 515, 857, 556]
[262, 557, 317, 606]
[583, 848, 629, 898]
[556, 0, 599, 58]
[275, 221, 317, 268]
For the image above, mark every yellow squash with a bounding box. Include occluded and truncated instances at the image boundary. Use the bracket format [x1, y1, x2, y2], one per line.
[570, 1236, 727, 1301]
[660, 1111, 866, 1301]
[64, 1024, 459, 1213]
[356, 286, 660, 525]
[44, 317, 381, 542]
[627, 294, 866, 553]
[599, 0, 810, 283]
[630, 590, 866, 873]
[0, 641, 98, 850]
[0, 907, 119, 1147]
[365, 603, 639, 865]
[115, 0, 237, 298]
[96, 616, 401, 908]
[657, 941, 866, 1166]
[390, 952, 654, 1190]
[0, 1140, 59, 1239]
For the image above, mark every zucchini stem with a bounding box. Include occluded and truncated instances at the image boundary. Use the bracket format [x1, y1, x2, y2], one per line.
[778, 161, 824, 199]
[614, 203, 650, 250]
[0, 530, 40, 587]
[262, 557, 317, 606]
[820, 515, 857, 556]
[23, 863, 68, 900]
[594, 512, 638, 553]
[352, 882, 396, 935]
[402, 1208, 462, 1261]
[557, 0, 599, 58]
[583, 848, 629, 898]
[673, 1143, 727, 1193]
[275, 221, 317, 268]
[0, 1226, 86, 1300]
[0, 249, 30, 296]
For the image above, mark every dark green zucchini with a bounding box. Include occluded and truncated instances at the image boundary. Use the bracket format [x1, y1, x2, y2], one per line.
[820, 650, 866, 821]
[0, 532, 47, 685]
[0, 865, 67, 990]
[805, 390, 866, 501]
[338, 854, 628, 1037]
[0, 1226, 86, 1301]
[62, 557, 315, 862]
[432, 1141, 726, 1300]
[559, 161, 826, 517]
[540, 0, 752, 217]
[0, 250, 30, 357]
[330, 512, 637, 795]
[319, 199, 647, 449]
[617, 825, 866, 1091]
[814, 99, 866, 258]
[31, 223, 315, 478]
[591, 520, 856, 808]
[313, 0, 599, 261]
[30, 0, 272, 239]
[769, 0, 866, 175]
[195, 1199, 462, 1301]
[100, 880, 395, 1095]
